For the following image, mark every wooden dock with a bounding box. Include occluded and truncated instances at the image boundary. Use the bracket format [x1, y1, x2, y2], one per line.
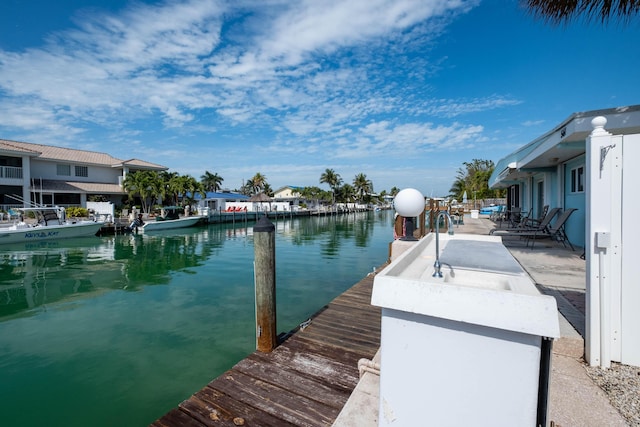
[151, 270, 382, 427]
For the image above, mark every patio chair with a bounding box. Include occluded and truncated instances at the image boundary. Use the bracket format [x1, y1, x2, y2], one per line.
[490, 207, 560, 235]
[525, 205, 549, 228]
[490, 205, 506, 221]
[503, 207, 523, 228]
[517, 208, 578, 250]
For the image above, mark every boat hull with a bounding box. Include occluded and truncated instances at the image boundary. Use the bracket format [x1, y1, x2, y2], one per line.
[140, 216, 203, 232]
[0, 221, 104, 245]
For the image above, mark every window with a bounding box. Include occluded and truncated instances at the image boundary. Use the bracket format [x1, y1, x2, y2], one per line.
[570, 166, 584, 193]
[57, 164, 71, 176]
[75, 165, 88, 177]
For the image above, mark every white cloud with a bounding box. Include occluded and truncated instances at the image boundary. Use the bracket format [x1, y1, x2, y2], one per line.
[0, 0, 514, 195]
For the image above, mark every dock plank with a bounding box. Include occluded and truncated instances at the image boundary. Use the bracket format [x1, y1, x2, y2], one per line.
[151, 269, 383, 427]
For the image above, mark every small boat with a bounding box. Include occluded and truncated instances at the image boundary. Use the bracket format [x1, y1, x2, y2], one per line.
[133, 207, 204, 233]
[0, 207, 104, 245]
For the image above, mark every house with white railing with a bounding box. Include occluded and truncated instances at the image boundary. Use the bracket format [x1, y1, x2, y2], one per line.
[0, 138, 166, 212]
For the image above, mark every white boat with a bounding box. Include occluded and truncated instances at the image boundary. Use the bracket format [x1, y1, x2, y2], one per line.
[131, 207, 204, 233]
[0, 207, 104, 245]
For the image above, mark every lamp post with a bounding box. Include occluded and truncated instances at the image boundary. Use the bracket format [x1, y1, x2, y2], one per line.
[393, 188, 425, 241]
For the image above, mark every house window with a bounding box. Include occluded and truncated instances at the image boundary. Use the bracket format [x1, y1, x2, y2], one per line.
[57, 164, 71, 176]
[75, 165, 88, 177]
[570, 166, 584, 193]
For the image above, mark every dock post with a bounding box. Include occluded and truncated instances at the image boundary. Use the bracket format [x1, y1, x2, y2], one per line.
[253, 215, 277, 352]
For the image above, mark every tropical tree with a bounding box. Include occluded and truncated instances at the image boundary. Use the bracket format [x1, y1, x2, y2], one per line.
[336, 184, 356, 203]
[263, 182, 274, 197]
[389, 187, 400, 197]
[353, 173, 373, 203]
[249, 172, 268, 195]
[159, 171, 179, 204]
[201, 171, 224, 192]
[181, 175, 206, 207]
[299, 186, 329, 208]
[159, 174, 202, 206]
[523, 0, 640, 24]
[122, 170, 161, 214]
[320, 168, 343, 204]
[450, 159, 504, 204]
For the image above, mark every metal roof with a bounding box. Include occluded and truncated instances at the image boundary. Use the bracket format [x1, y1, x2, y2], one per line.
[490, 105, 640, 188]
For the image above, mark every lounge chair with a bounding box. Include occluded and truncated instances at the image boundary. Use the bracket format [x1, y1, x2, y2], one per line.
[490, 207, 560, 235]
[526, 205, 549, 228]
[489, 205, 506, 221]
[503, 207, 523, 228]
[506, 208, 578, 250]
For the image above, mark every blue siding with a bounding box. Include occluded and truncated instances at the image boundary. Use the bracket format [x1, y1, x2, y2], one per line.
[563, 155, 586, 248]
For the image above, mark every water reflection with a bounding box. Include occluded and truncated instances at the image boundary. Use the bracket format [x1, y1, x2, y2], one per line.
[0, 227, 227, 319]
[0, 213, 396, 320]
[0, 212, 393, 321]
[0, 210, 395, 427]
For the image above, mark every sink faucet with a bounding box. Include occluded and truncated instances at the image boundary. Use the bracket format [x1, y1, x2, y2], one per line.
[433, 211, 454, 278]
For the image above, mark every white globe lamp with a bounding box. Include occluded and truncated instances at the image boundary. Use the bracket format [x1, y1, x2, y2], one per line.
[393, 188, 425, 241]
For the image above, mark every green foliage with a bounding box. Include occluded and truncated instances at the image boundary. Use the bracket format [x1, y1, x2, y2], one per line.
[122, 170, 205, 213]
[66, 207, 89, 218]
[449, 159, 505, 201]
[200, 171, 224, 192]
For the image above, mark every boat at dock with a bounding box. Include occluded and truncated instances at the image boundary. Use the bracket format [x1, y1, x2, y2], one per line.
[133, 207, 204, 233]
[0, 207, 104, 245]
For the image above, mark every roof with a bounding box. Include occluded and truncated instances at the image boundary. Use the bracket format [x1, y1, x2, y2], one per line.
[194, 191, 249, 201]
[490, 105, 640, 188]
[115, 158, 167, 170]
[31, 179, 125, 194]
[0, 138, 167, 170]
[0, 139, 42, 156]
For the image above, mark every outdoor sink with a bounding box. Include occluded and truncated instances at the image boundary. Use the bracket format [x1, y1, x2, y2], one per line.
[442, 268, 511, 291]
[372, 232, 560, 337]
[372, 232, 561, 426]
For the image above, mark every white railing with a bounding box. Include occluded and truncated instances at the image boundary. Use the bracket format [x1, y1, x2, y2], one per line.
[0, 166, 23, 179]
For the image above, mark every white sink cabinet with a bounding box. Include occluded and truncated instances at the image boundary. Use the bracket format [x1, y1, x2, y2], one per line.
[371, 234, 560, 426]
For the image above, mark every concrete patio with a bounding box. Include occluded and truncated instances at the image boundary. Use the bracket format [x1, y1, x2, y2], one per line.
[333, 215, 630, 427]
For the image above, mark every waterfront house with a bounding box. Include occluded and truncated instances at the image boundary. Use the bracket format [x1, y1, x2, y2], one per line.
[489, 105, 640, 249]
[0, 138, 166, 211]
[489, 104, 640, 369]
[273, 185, 302, 200]
[194, 191, 249, 214]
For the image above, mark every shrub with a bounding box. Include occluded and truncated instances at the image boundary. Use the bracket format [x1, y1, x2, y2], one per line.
[66, 207, 89, 218]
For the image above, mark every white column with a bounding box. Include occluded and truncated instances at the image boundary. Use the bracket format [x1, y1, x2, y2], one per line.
[21, 155, 32, 206]
[620, 133, 640, 366]
[585, 117, 622, 367]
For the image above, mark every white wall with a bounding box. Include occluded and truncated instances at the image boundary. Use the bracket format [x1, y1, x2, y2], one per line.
[620, 133, 640, 366]
[586, 118, 640, 368]
[29, 160, 121, 183]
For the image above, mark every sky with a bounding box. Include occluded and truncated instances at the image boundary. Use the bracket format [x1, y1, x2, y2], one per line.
[1, 0, 639, 197]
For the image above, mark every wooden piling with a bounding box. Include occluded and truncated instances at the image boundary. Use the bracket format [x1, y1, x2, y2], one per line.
[253, 215, 277, 352]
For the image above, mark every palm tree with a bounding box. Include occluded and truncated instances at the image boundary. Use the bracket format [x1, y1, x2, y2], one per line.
[523, 0, 639, 24]
[200, 171, 223, 192]
[390, 187, 400, 197]
[166, 175, 205, 206]
[249, 172, 267, 195]
[353, 173, 373, 203]
[122, 170, 161, 214]
[336, 184, 356, 203]
[450, 159, 503, 206]
[263, 182, 274, 197]
[159, 171, 179, 204]
[320, 168, 343, 204]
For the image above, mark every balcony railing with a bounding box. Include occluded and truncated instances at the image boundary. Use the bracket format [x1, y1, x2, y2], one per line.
[0, 166, 23, 179]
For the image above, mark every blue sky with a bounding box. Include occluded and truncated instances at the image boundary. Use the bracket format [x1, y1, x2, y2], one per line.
[1, 0, 638, 197]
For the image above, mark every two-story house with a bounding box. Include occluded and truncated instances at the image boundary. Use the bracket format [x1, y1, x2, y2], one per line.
[0, 139, 166, 211]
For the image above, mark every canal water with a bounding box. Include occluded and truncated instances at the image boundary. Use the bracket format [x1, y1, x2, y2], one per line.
[0, 210, 394, 427]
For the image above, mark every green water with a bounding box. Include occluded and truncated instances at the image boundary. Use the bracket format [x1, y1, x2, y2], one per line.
[0, 210, 394, 427]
